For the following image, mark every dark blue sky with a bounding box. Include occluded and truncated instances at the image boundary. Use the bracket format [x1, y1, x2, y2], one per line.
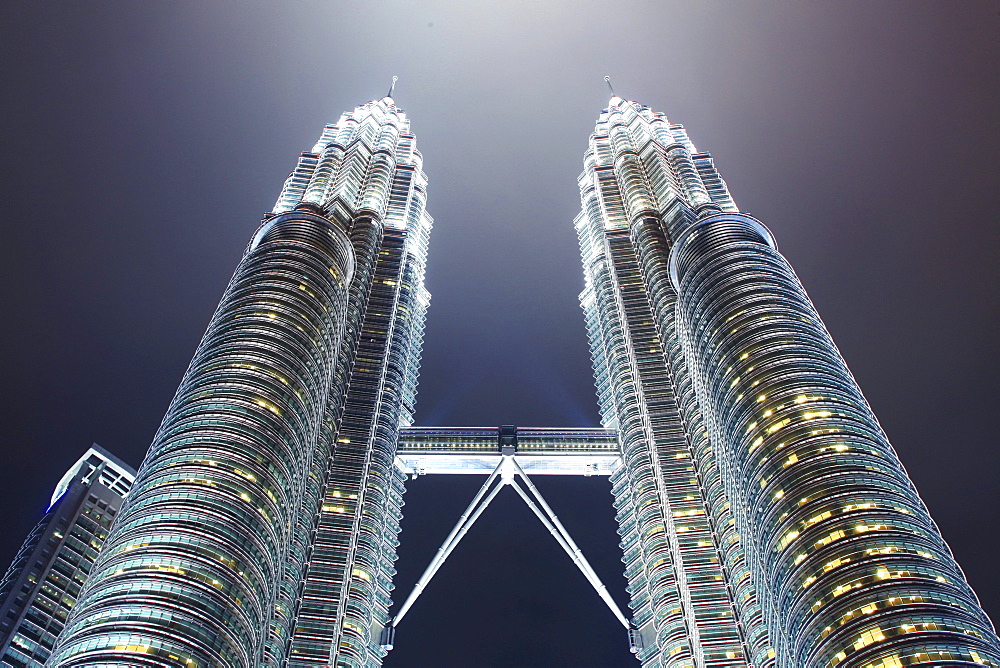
[1, 2, 998, 665]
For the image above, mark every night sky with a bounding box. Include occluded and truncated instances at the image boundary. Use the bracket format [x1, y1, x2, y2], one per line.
[2, 2, 998, 666]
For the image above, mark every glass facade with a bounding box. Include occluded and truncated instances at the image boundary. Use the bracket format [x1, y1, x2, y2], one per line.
[22, 92, 995, 667]
[394, 426, 622, 476]
[576, 96, 1000, 667]
[48, 96, 432, 667]
[0, 445, 135, 666]
[398, 426, 619, 454]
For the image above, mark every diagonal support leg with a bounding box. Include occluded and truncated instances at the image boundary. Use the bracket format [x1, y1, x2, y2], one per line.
[388, 453, 633, 653]
[419, 481, 504, 596]
[393, 460, 505, 626]
[510, 461, 630, 629]
[512, 458, 630, 629]
[512, 459, 605, 586]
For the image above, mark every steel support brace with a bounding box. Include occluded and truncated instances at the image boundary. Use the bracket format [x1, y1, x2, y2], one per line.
[388, 455, 631, 646]
[510, 462, 630, 629]
[393, 460, 505, 626]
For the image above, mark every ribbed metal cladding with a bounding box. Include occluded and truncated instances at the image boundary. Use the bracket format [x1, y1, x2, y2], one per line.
[579, 97, 763, 667]
[631, 214, 773, 667]
[49, 209, 355, 667]
[281, 97, 433, 667]
[45, 95, 429, 667]
[670, 212, 1000, 667]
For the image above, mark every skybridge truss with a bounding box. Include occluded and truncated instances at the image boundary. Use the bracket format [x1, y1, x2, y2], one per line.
[380, 426, 647, 654]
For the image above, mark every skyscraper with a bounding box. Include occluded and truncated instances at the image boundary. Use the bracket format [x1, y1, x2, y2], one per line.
[49, 93, 432, 667]
[0, 445, 135, 666]
[576, 93, 999, 666]
[32, 88, 998, 668]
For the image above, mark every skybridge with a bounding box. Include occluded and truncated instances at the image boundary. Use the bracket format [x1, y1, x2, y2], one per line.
[394, 425, 622, 477]
[383, 425, 647, 654]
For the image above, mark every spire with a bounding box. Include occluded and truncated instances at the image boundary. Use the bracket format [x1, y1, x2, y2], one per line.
[387, 75, 398, 99]
[604, 75, 622, 106]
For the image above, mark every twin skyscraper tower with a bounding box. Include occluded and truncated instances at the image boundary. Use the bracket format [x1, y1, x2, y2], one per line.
[44, 92, 998, 667]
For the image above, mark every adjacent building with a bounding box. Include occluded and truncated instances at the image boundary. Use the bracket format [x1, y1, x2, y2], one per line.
[0, 445, 135, 666]
[577, 94, 999, 666]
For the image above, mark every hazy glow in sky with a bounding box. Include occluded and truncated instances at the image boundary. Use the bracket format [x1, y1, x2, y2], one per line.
[1, 2, 998, 664]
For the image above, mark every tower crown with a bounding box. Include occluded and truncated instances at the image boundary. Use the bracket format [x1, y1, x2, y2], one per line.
[273, 95, 427, 232]
[580, 97, 734, 237]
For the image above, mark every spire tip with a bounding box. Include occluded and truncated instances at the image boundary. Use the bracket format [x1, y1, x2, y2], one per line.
[387, 75, 398, 98]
